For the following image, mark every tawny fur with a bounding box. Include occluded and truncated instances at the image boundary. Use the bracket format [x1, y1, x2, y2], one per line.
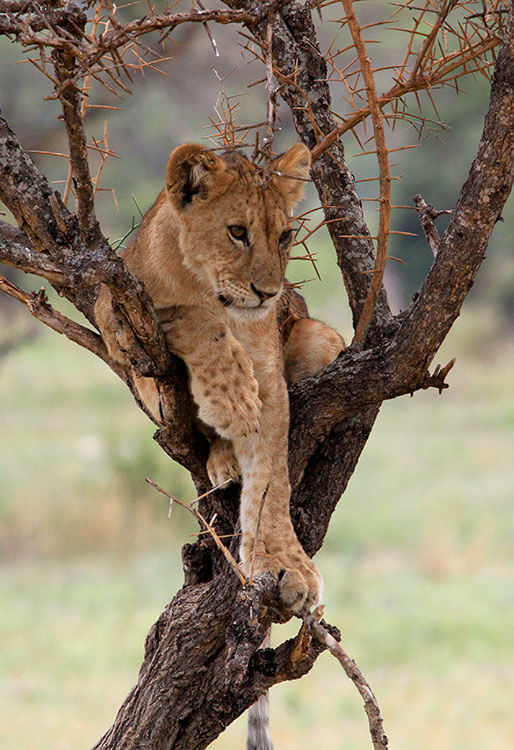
[95, 143, 344, 612]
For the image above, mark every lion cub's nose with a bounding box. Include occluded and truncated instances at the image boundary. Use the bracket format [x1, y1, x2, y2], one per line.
[250, 283, 278, 303]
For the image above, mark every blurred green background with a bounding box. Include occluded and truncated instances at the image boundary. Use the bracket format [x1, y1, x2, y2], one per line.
[1, 2, 513, 748]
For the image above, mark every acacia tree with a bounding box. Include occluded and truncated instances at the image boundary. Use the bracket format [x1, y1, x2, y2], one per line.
[0, 0, 512, 747]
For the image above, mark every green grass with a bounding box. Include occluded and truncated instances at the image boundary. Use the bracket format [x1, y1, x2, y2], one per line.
[0, 323, 513, 748]
[0, 553, 182, 749]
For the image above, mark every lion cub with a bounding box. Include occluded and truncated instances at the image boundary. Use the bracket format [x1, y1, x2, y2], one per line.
[95, 143, 343, 611]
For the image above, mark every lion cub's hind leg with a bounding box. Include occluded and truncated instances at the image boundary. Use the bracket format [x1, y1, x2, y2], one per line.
[283, 318, 345, 386]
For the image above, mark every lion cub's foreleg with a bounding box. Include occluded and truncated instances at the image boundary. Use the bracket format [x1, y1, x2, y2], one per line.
[160, 306, 322, 610]
[159, 306, 262, 440]
[207, 317, 345, 486]
[233, 374, 323, 611]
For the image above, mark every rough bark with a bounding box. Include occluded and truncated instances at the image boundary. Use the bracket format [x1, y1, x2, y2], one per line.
[93, 574, 332, 750]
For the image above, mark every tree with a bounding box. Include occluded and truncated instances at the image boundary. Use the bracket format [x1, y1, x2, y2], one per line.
[0, 1, 512, 747]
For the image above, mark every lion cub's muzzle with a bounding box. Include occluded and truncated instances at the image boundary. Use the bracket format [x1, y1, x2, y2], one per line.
[217, 282, 281, 312]
[249, 283, 278, 304]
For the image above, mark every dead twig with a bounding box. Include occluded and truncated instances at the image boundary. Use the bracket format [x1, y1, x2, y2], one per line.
[302, 607, 389, 749]
[421, 358, 456, 393]
[145, 477, 246, 584]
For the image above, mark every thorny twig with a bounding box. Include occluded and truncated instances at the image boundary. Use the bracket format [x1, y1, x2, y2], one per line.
[145, 477, 247, 584]
[342, 0, 391, 345]
[311, 0, 507, 161]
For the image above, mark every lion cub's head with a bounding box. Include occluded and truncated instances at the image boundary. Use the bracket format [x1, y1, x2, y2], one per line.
[165, 143, 311, 317]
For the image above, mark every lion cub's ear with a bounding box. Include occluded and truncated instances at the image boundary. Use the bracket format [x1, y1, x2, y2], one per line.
[166, 144, 225, 212]
[272, 143, 311, 213]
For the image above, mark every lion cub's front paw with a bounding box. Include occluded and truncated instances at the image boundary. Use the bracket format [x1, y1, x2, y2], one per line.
[243, 546, 323, 613]
[197, 380, 262, 440]
[207, 438, 241, 486]
[277, 560, 323, 612]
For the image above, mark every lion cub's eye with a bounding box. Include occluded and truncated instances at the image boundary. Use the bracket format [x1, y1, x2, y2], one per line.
[228, 225, 249, 244]
[279, 229, 293, 247]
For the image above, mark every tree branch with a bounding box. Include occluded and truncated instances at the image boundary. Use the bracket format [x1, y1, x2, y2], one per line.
[303, 609, 388, 749]
[0, 220, 64, 283]
[413, 194, 451, 258]
[93, 573, 328, 750]
[287, 342, 455, 489]
[0, 274, 111, 362]
[395, 8, 514, 372]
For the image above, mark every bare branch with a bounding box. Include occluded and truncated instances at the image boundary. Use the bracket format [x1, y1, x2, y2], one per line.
[0, 275, 109, 361]
[0, 221, 64, 284]
[303, 608, 388, 750]
[413, 193, 452, 257]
